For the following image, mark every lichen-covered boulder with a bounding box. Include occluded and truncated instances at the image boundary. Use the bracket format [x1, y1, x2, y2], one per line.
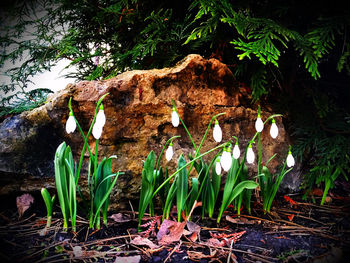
[0, 54, 297, 208]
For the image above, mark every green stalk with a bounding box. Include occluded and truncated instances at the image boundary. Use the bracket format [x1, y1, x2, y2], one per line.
[188, 112, 226, 175]
[257, 132, 264, 205]
[155, 135, 181, 175]
[172, 100, 197, 152]
[265, 162, 293, 213]
[94, 139, 100, 229]
[68, 93, 109, 183]
[196, 151, 223, 200]
[41, 188, 55, 228]
[152, 142, 229, 199]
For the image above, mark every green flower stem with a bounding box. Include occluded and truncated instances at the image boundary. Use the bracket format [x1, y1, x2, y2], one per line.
[155, 135, 181, 172]
[196, 150, 223, 200]
[198, 112, 226, 151]
[46, 216, 52, 228]
[265, 161, 292, 213]
[152, 142, 229, 199]
[171, 100, 197, 152]
[94, 139, 99, 186]
[258, 132, 262, 176]
[69, 93, 109, 183]
[238, 113, 282, 176]
[188, 112, 226, 175]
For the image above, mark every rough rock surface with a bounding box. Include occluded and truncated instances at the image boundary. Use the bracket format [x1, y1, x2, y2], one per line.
[0, 54, 298, 209]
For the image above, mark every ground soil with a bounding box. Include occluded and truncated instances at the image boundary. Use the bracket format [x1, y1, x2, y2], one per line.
[0, 190, 350, 263]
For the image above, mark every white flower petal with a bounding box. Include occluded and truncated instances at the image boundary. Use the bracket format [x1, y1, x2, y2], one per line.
[171, 110, 179, 127]
[220, 149, 232, 172]
[247, 147, 255, 164]
[270, 123, 279, 139]
[95, 109, 106, 129]
[213, 124, 222, 142]
[66, 115, 76, 134]
[165, 146, 174, 161]
[287, 153, 295, 167]
[255, 117, 264, 132]
[215, 160, 221, 175]
[232, 144, 240, 159]
[92, 124, 103, 139]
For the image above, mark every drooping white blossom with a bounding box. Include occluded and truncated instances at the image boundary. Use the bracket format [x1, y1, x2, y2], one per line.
[270, 119, 278, 139]
[166, 143, 174, 161]
[92, 123, 103, 139]
[66, 113, 76, 134]
[95, 106, 106, 129]
[232, 143, 240, 159]
[215, 158, 221, 175]
[246, 144, 255, 164]
[286, 151, 295, 168]
[213, 120, 222, 142]
[220, 147, 232, 172]
[171, 107, 179, 127]
[255, 116, 264, 132]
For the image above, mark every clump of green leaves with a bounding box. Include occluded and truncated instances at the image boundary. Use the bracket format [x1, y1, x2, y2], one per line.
[54, 141, 77, 231]
[138, 100, 262, 228]
[51, 94, 122, 231]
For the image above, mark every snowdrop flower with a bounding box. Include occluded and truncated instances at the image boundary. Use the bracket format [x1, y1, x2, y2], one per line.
[246, 144, 255, 164]
[286, 148, 295, 168]
[92, 123, 103, 139]
[171, 107, 179, 127]
[213, 119, 222, 142]
[95, 104, 106, 129]
[232, 142, 240, 159]
[255, 114, 264, 132]
[215, 157, 221, 175]
[66, 112, 76, 134]
[220, 147, 232, 172]
[270, 119, 278, 139]
[166, 142, 174, 161]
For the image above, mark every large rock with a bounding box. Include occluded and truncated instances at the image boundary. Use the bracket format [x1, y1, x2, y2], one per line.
[0, 54, 297, 209]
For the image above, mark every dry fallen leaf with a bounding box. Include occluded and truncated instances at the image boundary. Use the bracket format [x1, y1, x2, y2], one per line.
[201, 238, 224, 247]
[159, 220, 186, 245]
[110, 213, 131, 223]
[225, 215, 255, 225]
[187, 250, 217, 261]
[114, 255, 141, 263]
[156, 219, 176, 241]
[130, 236, 159, 249]
[186, 221, 201, 242]
[16, 193, 34, 218]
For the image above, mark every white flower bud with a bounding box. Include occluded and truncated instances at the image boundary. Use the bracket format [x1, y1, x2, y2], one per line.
[171, 108, 179, 127]
[92, 123, 103, 139]
[287, 151, 295, 167]
[270, 119, 278, 139]
[66, 113, 76, 134]
[255, 117, 264, 132]
[166, 144, 174, 161]
[232, 143, 240, 159]
[215, 158, 221, 175]
[213, 120, 222, 142]
[246, 145, 255, 164]
[95, 109, 106, 129]
[220, 147, 232, 172]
